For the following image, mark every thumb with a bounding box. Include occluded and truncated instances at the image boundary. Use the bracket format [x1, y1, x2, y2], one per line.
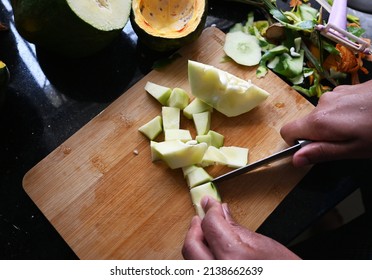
[202, 197, 238, 225]
[221, 203, 238, 225]
[293, 141, 353, 167]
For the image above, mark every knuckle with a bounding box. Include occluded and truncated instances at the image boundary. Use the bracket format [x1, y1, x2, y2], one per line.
[307, 111, 327, 132]
[318, 91, 333, 103]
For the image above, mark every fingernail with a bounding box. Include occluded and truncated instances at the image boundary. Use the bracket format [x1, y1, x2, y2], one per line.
[191, 215, 200, 226]
[201, 196, 209, 208]
[222, 203, 231, 217]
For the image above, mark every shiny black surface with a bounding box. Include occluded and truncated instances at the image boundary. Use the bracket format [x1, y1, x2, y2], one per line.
[1, 0, 371, 259]
[349, 0, 372, 14]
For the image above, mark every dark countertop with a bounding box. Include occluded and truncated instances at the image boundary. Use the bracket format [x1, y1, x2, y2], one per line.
[1, 0, 372, 259]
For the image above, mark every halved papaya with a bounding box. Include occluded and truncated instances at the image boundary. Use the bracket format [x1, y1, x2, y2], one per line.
[131, 0, 207, 52]
[11, 0, 132, 57]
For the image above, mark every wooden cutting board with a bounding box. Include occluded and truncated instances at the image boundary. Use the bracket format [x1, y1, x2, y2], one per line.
[23, 27, 314, 260]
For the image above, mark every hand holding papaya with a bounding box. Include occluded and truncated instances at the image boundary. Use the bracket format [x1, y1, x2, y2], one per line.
[281, 80, 372, 167]
[182, 196, 301, 260]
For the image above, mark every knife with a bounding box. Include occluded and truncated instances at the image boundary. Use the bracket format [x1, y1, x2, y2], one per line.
[212, 140, 312, 184]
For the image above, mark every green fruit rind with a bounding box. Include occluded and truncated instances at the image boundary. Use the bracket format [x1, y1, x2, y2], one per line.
[12, 0, 131, 57]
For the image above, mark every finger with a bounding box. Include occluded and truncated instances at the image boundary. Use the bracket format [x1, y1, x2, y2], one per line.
[201, 196, 238, 227]
[221, 203, 237, 225]
[220, 203, 262, 252]
[332, 84, 356, 93]
[201, 197, 242, 259]
[182, 216, 214, 260]
[280, 116, 316, 146]
[292, 140, 357, 167]
[201, 196, 227, 213]
[280, 92, 338, 145]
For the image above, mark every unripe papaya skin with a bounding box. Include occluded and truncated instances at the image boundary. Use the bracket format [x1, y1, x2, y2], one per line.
[11, 0, 130, 57]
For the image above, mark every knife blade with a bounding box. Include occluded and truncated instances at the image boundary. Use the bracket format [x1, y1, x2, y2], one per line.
[212, 140, 311, 184]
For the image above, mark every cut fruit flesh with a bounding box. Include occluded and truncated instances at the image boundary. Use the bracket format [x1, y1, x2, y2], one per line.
[186, 167, 213, 188]
[138, 115, 162, 140]
[182, 165, 199, 178]
[190, 182, 221, 218]
[167, 88, 190, 109]
[153, 140, 208, 169]
[193, 111, 211, 136]
[188, 60, 270, 117]
[183, 98, 213, 119]
[207, 130, 224, 148]
[150, 141, 161, 161]
[220, 146, 249, 168]
[132, 0, 205, 38]
[145, 81, 172, 105]
[164, 129, 192, 142]
[130, 0, 207, 52]
[138, 65, 258, 217]
[162, 106, 180, 129]
[196, 134, 212, 146]
[200, 146, 227, 167]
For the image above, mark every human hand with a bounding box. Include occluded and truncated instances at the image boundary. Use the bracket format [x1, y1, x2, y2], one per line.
[182, 196, 301, 260]
[281, 80, 372, 167]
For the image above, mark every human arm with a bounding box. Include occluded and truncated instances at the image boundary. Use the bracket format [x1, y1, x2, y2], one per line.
[182, 196, 301, 260]
[280, 80, 372, 167]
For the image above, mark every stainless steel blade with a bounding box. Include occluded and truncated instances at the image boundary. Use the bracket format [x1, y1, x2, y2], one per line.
[212, 140, 311, 184]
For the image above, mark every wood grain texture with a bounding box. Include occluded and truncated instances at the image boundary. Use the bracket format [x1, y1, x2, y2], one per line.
[23, 27, 314, 260]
